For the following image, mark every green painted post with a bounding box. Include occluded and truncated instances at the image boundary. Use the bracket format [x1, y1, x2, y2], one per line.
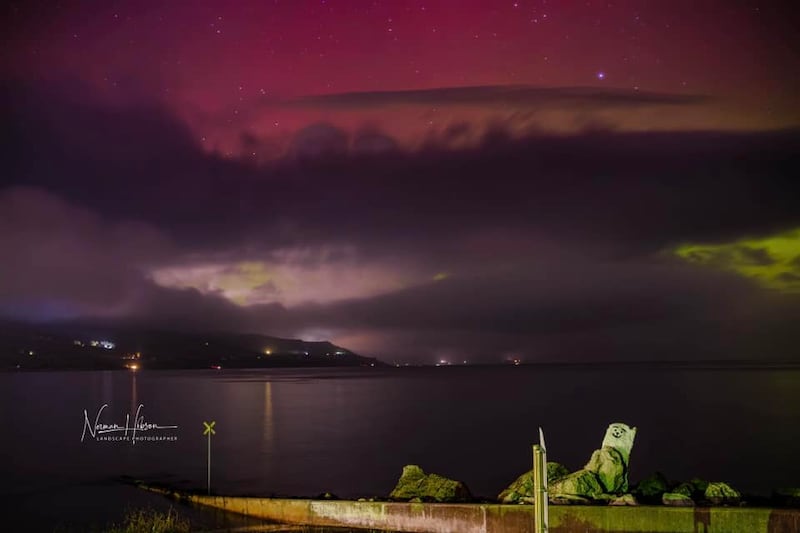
[533, 444, 545, 533]
[533, 427, 549, 533]
[539, 427, 549, 533]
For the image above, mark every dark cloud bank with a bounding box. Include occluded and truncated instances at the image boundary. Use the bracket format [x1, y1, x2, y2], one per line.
[283, 84, 709, 109]
[2, 81, 799, 362]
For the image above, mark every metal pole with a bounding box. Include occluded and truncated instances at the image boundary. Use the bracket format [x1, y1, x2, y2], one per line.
[532, 444, 537, 532]
[203, 420, 216, 495]
[539, 427, 549, 533]
[533, 444, 545, 533]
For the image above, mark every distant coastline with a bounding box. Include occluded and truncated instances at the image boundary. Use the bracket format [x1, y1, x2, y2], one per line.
[0, 320, 384, 371]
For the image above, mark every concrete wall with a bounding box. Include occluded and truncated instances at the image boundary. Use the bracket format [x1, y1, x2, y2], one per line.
[143, 487, 800, 533]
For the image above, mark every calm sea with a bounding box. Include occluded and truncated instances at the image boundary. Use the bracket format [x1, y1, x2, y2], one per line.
[1, 365, 798, 531]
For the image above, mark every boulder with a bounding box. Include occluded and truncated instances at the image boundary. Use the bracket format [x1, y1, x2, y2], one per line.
[690, 478, 709, 494]
[549, 469, 605, 501]
[662, 492, 694, 507]
[497, 471, 533, 504]
[549, 494, 591, 505]
[497, 462, 570, 504]
[773, 487, 800, 507]
[585, 446, 627, 493]
[633, 472, 669, 503]
[671, 482, 694, 498]
[704, 482, 741, 505]
[389, 465, 472, 502]
[609, 494, 638, 506]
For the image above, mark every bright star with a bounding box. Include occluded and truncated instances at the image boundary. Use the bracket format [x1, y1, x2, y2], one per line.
[596, 71, 606, 80]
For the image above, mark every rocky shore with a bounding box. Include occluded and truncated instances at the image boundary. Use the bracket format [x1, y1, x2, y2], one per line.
[384, 422, 800, 510]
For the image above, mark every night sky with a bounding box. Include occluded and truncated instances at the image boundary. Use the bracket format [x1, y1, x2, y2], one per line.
[2, 1, 799, 363]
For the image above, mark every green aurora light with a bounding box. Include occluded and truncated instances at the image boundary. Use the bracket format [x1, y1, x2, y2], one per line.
[675, 228, 800, 293]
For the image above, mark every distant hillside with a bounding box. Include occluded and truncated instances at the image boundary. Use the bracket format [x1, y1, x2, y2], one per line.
[0, 321, 384, 370]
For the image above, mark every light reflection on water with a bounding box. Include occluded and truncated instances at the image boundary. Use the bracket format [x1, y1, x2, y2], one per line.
[264, 381, 274, 452]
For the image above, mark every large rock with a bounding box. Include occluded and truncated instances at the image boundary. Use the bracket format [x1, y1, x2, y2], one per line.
[690, 478, 709, 494]
[585, 446, 627, 493]
[497, 462, 570, 504]
[633, 472, 669, 503]
[773, 487, 800, 507]
[389, 465, 472, 502]
[704, 482, 741, 505]
[549, 469, 605, 501]
[609, 493, 638, 506]
[671, 483, 692, 497]
[663, 492, 694, 506]
[497, 471, 535, 504]
[671, 479, 709, 500]
[549, 494, 591, 504]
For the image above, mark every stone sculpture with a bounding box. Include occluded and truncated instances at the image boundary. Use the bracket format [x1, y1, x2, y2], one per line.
[549, 422, 637, 501]
[498, 422, 638, 504]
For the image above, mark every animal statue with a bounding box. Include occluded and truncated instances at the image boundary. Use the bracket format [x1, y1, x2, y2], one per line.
[498, 422, 639, 503]
[549, 422, 638, 499]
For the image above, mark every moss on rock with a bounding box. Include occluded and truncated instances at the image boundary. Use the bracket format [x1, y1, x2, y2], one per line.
[389, 465, 472, 503]
[584, 446, 628, 494]
[662, 492, 694, 507]
[497, 462, 569, 504]
[549, 469, 606, 501]
[609, 493, 638, 506]
[548, 462, 570, 483]
[773, 487, 800, 507]
[704, 481, 741, 505]
[690, 477, 709, 494]
[633, 472, 669, 503]
[671, 482, 694, 498]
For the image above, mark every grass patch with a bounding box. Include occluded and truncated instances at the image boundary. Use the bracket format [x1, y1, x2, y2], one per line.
[103, 507, 190, 533]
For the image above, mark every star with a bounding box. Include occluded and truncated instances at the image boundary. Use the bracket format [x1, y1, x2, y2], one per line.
[596, 71, 606, 80]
